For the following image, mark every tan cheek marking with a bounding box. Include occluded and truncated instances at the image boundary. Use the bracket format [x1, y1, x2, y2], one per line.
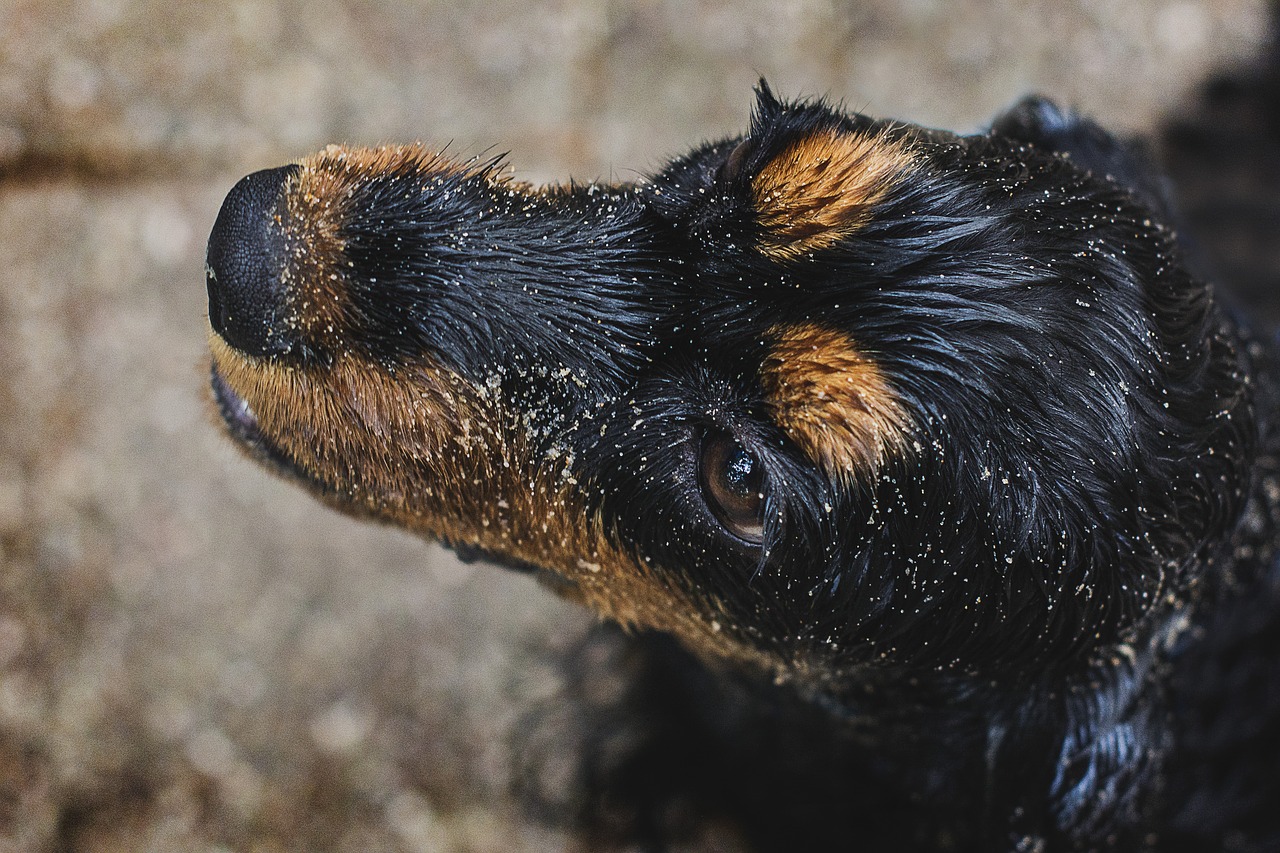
[209, 333, 776, 673]
[761, 324, 911, 480]
[752, 128, 912, 260]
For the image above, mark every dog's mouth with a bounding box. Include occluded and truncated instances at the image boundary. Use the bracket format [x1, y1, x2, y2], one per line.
[209, 359, 572, 586]
[210, 362, 309, 483]
[211, 363, 258, 440]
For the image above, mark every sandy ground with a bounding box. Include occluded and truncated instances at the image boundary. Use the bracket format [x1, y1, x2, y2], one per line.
[0, 1, 1271, 850]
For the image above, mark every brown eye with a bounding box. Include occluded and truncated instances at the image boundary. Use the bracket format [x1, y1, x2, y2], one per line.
[699, 431, 767, 544]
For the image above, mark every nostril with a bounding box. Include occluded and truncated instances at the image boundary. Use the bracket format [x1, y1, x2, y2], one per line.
[206, 164, 300, 357]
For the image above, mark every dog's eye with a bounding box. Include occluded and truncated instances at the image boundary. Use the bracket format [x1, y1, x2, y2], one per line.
[699, 431, 767, 544]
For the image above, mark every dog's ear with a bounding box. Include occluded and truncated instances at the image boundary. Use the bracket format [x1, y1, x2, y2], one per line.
[711, 83, 916, 260]
[990, 96, 1172, 218]
[987, 95, 1081, 149]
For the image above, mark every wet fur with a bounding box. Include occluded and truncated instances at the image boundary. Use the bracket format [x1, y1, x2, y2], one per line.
[205, 47, 1280, 853]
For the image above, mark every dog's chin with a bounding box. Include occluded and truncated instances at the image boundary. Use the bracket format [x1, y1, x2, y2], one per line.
[209, 362, 575, 589]
[209, 362, 318, 490]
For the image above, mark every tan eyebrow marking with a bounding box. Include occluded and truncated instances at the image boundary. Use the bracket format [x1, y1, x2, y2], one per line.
[752, 128, 913, 260]
[761, 324, 911, 480]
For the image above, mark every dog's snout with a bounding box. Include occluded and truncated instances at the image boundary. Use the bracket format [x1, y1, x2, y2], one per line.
[206, 165, 299, 357]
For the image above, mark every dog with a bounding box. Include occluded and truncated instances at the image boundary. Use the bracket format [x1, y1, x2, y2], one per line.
[204, 79, 1280, 850]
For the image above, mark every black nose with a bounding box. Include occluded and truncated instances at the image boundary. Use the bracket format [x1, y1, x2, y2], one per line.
[206, 164, 300, 357]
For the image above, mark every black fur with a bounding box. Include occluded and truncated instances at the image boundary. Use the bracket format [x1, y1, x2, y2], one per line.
[206, 41, 1280, 853]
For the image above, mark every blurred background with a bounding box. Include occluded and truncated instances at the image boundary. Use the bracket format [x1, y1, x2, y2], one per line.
[0, 1, 1270, 850]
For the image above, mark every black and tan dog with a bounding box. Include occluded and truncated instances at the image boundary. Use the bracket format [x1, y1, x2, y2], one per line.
[204, 80, 1280, 851]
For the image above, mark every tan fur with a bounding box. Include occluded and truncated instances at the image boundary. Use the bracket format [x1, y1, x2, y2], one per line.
[209, 333, 773, 672]
[752, 129, 911, 260]
[761, 324, 910, 480]
[274, 145, 491, 350]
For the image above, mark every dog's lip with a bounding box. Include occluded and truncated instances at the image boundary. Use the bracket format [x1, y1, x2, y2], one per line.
[211, 363, 352, 504]
[210, 362, 304, 480]
[211, 363, 262, 443]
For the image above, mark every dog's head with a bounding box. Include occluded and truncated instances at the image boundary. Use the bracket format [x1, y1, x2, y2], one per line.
[206, 86, 1253, 684]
